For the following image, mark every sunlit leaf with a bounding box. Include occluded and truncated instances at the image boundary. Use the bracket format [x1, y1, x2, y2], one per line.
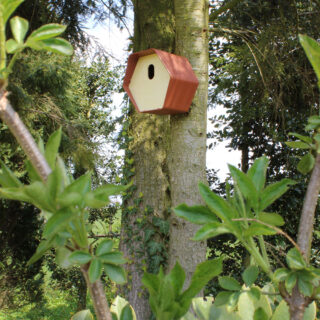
[10, 16, 29, 43]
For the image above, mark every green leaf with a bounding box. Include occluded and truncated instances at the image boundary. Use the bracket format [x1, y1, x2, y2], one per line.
[68, 251, 92, 265]
[182, 257, 223, 300]
[174, 204, 219, 225]
[111, 296, 136, 320]
[272, 300, 290, 320]
[242, 266, 259, 287]
[299, 35, 320, 85]
[43, 210, 74, 239]
[248, 287, 261, 301]
[303, 302, 316, 320]
[30, 37, 73, 55]
[274, 268, 290, 282]
[120, 305, 134, 320]
[0, 161, 22, 187]
[10, 16, 29, 43]
[228, 165, 258, 206]
[0, 186, 31, 202]
[298, 278, 313, 297]
[167, 261, 185, 297]
[27, 238, 53, 265]
[99, 252, 126, 265]
[260, 179, 295, 211]
[285, 141, 311, 149]
[213, 291, 234, 307]
[71, 310, 94, 320]
[257, 212, 284, 226]
[45, 128, 62, 169]
[64, 172, 91, 195]
[297, 153, 315, 174]
[286, 248, 307, 270]
[243, 224, 276, 237]
[288, 132, 312, 144]
[193, 222, 230, 241]
[57, 192, 82, 208]
[199, 182, 235, 221]
[285, 272, 297, 293]
[89, 258, 103, 283]
[6, 38, 21, 53]
[28, 24, 67, 41]
[142, 272, 160, 296]
[254, 308, 269, 320]
[96, 239, 114, 256]
[218, 276, 241, 291]
[84, 191, 109, 209]
[56, 247, 72, 268]
[24, 181, 54, 211]
[2, 0, 24, 24]
[104, 264, 126, 284]
[247, 156, 269, 192]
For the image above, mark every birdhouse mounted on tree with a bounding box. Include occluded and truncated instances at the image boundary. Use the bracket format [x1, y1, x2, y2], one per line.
[123, 48, 199, 115]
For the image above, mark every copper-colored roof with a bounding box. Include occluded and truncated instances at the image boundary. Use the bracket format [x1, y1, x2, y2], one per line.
[123, 48, 199, 115]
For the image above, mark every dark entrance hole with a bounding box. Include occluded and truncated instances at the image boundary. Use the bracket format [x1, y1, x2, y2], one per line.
[148, 64, 155, 79]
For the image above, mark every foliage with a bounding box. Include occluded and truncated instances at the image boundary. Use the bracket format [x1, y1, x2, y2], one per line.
[142, 258, 223, 320]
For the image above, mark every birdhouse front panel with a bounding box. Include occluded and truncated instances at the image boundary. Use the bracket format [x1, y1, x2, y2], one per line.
[128, 54, 170, 112]
[123, 48, 199, 115]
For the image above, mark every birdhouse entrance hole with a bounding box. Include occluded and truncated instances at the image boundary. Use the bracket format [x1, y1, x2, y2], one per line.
[148, 64, 154, 79]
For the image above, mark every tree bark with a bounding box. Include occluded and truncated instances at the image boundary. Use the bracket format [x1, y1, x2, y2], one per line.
[168, 0, 208, 285]
[120, 1, 175, 318]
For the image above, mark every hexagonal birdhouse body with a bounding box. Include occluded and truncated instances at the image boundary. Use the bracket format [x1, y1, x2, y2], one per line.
[123, 48, 199, 115]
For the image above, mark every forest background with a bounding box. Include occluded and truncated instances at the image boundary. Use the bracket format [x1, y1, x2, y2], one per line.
[1, 0, 320, 319]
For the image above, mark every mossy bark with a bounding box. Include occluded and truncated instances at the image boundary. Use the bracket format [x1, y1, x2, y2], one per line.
[120, 1, 175, 319]
[168, 0, 209, 285]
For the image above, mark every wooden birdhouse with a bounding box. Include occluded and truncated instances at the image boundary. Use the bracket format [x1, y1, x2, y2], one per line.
[123, 48, 199, 115]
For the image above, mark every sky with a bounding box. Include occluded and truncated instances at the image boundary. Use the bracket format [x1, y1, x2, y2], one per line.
[86, 19, 241, 181]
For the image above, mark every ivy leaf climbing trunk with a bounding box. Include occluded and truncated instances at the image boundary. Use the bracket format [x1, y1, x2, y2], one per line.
[121, 0, 209, 317]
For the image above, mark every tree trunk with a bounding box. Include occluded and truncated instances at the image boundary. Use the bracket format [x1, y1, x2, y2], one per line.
[120, 1, 175, 319]
[168, 0, 208, 285]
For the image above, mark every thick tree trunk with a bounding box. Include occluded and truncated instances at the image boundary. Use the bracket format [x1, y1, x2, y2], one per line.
[120, 1, 175, 319]
[168, 0, 208, 285]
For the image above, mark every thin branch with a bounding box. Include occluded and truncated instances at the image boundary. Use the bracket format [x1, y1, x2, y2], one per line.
[297, 153, 320, 261]
[0, 91, 51, 182]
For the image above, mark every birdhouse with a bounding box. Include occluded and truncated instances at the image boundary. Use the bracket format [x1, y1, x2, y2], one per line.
[123, 48, 199, 115]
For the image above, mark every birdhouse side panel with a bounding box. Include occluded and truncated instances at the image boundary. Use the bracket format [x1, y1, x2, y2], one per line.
[128, 54, 170, 112]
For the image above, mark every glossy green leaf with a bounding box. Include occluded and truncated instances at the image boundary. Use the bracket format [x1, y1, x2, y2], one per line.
[45, 127, 62, 169]
[242, 266, 259, 287]
[99, 252, 126, 265]
[297, 153, 315, 174]
[68, 251, 92, 265]
[10, 16, 29, 43]
[199, 182, 235, 221]
[260, 179, 295, 211]
[2, 0, 24, 24]
[104, 264, 126, 284]
[167, 261, 185, 297]
[0, 161, 22, 187]
[286, 248, 307, 270]
[43, 210, 74, 238]
[89, 258, 103, 283]
[247, 157, 268, 192]
[193, 222, 230, 241]
[71, 309, 94, 320]
[254, 308, 269, 320]
[228, 165, 258, 205]
[174, 204, 219, 225]
[96, 239, 114, 256]
[258, 212, 284, 226]
[182, 257, 223, 300]
[28, 24, 67, 41]
[218, 276, 241, 291]
[6, 38, 21, 53]
[299, 35, 320, 85]
[285, 141, 311, 149]
[111, 296, 136, 320]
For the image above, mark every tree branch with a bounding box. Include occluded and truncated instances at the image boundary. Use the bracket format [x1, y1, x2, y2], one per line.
[209, 0, 244, 22]
[0, 90, 51, 182]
